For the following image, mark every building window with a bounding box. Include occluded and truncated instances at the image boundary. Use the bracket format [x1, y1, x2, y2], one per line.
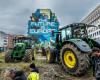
[90, 34, 92, 38]
[97, 31, 99, 35]
[95, 32, 96, 36]
[93, 33, 95, 37]
[93, 33, 94, 37]
[4, 43, 7, 45]
[99, 25, 100, 29]
[91, 34, 93, 37]
[96, 27, 98, 30]
[4, 40, 7, 42]
[88, 30, 90, 33]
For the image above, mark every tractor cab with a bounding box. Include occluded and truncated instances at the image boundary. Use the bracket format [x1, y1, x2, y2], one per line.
[14, 36, 32, 49]
[59, 23, 95, 40]
[52, 23, 96, 48]
[46, 23, 100, 76]
[59, 23, 98, 48]
[13, 43, 25, 51]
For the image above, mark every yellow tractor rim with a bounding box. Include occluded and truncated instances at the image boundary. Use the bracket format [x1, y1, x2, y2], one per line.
[47, 51, 50, 61]
[64, 51, 76, 68]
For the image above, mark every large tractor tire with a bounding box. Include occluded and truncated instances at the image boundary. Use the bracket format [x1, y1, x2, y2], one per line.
[61, 43, 90, 76]
[23, 49, 32, 62]
[46, 48, 56, 63]
[5, 51, 12, 63]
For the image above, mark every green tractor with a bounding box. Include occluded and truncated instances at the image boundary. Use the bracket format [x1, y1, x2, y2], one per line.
[46, 23, 100, 76]
[5, 36, 34, 62]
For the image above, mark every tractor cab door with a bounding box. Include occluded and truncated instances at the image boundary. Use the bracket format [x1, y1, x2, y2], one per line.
[65, 27, 72, 39]
[60, 27, 72, 41]
[55, 32, 62, 50]
[55, 32, 62, 43]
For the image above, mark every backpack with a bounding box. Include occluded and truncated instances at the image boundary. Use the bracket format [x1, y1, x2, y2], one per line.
[13, 71, 27, 80]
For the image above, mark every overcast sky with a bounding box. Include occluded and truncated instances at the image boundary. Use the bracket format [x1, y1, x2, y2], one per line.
[0, 0, 99, 34]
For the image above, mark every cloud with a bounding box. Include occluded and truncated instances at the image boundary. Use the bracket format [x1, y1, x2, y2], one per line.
[0, 0, 99, 34]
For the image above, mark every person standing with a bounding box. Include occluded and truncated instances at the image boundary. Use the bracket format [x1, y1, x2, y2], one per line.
[92, 47, 100, 80]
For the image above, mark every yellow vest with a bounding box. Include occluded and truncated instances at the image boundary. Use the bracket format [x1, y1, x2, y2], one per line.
[27, 72, 39, 80]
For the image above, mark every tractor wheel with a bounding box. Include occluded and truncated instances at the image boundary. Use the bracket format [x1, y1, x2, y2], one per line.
[23, 49, 32, 62]
[61, 43, 90, 76]
[5, 51, 12, 63]
[46, 48, 56, 63]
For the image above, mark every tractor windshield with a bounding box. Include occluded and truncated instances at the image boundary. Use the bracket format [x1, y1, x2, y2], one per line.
[14, 37, 32, 49]
[73, 27, 86, 38]
[60, 27, 72, 41]
[14, 37, 32, 44]
[72, 24, 96, 39]
[13, 45, 23, 50]
[60, 23, 96, 40]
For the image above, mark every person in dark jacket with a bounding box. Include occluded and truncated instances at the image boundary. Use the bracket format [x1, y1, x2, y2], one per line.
[29, 63, 39, 73]
[92, 47, 100, 80]
[4, 69, 27, 80]
[27, 63, 39, 80]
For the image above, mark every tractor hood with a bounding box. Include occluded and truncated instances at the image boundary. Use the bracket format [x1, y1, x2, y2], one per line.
[68, 39, 92, 53]
[15, 43, 26, 47]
